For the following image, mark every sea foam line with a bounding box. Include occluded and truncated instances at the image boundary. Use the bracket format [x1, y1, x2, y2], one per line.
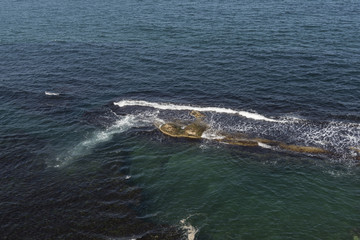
[114, 100, 282, 122]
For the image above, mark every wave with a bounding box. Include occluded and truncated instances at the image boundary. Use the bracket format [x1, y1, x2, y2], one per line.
[50, 99, 360, 167]
[114, 100, 282, 122]
[111, 99, 360, 163]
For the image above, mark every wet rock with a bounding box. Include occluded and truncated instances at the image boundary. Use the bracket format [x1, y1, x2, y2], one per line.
[184, 122, 207, 137]
[158, 122, 208, 139]
[155, 110, 333, 157]
[350, 147, 360, 153]
[254, 138, 281, 146]
[190, 110, 206, 119]
[279, 144, 329, 154]
[220, 137, 259, 147]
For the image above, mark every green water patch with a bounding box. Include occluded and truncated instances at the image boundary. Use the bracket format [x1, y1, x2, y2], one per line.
[129, 137, 360, 239]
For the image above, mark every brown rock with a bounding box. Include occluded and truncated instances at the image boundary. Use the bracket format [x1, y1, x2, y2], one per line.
[158, 122, 207, 139]
[220, 137, 259, 147]
[184, 123, 207, 137]
[190, 110, 206, 119]
[155, 118, 335, 158]
[350, 147, 360, 153]
[279, 143, 329, 154]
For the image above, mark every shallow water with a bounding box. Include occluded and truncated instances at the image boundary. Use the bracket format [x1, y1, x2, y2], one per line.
[1, 0, 360, 239]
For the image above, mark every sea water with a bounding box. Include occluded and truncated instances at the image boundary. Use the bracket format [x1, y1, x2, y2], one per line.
[1, 0, 360, 239]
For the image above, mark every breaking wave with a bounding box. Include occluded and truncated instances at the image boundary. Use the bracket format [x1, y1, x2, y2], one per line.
[114, 99, 282, 122]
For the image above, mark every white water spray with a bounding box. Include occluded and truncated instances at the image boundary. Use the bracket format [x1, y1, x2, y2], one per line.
[53, 111, 160, 167]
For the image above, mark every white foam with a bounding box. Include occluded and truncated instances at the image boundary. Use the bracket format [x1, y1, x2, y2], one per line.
[180, 219, 198, 240]
[114, 100, 282, 122]
[45, 91, 60, 96]
[324, 169, 356, 177]
[257, 142, 272, 149]
[201, 129, 225, 140]
[296, 120, 360, 157]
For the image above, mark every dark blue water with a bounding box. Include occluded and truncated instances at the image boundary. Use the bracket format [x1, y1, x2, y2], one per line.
[1, 0, 360, 239]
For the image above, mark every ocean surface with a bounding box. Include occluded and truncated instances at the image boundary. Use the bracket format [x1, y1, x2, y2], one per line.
[1, 0, 360, 239]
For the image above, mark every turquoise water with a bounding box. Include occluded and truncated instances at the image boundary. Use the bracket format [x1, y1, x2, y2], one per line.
[1, 0, 360, 239]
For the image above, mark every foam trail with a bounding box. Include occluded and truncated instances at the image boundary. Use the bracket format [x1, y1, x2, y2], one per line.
[114, 100, 282, 122]
[53, 115, 135, 167]
[53, 112, 159, 168]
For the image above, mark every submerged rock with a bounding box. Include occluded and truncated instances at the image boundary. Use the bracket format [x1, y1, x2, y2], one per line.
[278, 143, 329, 154]
[349, 147, 360, 161]
[350, 147, 360, 153]
[220, 136, 259, 147]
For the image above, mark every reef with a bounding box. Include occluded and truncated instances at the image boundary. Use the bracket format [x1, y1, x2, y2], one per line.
[155, 110, 332, 156]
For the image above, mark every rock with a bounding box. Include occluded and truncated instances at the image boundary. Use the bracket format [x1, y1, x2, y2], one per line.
[155, 111, 333, 157]
[254, 138, 280, 146]
[158, 123, 184, 137]
[162, 123, 182, 134]
[184, 122, 207, 137]
[279, 143, 329, 154]
[350, 147, 360, 153]
[220, 137, 259, 147]
[190, 110, 206, 119]
[158, 122, 208, 139]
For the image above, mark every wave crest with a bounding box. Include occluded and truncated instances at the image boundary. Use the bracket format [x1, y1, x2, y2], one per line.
[114, 100, 282, 122]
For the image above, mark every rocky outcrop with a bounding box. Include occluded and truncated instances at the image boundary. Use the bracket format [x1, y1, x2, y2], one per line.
[155, 111, 333, 156]
[278, 143, 329, 154]
[158, 122, 208, 139]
